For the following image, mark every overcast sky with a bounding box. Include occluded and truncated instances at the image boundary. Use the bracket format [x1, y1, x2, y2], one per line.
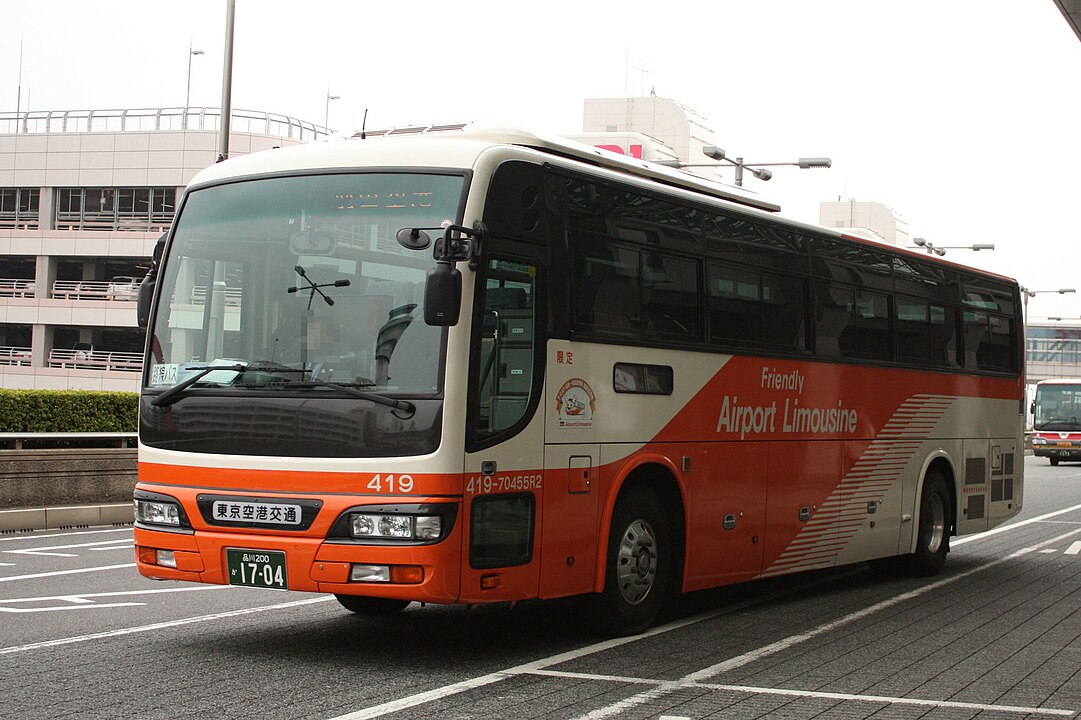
[4, 1, 1081, 319]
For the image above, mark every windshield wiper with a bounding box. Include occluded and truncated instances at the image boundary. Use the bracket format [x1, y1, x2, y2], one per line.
[150, 363, 247, 408]
[281, 378, 416, 418]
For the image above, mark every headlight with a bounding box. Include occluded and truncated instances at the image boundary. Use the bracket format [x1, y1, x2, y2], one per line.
[1032, 436, 1046, 445]
[350, 512, 442, 541]
[135, 499, 182, 526]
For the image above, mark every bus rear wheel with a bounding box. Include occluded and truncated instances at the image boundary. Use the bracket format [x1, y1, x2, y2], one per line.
[334, 594, 411, 615]
[911, 470, 951, 577]
[595, 486, 671, 636]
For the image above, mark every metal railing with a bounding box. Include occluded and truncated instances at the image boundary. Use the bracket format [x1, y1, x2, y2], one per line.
[51, 279, 140, 301]
[48, 348, 142, 372]
[0, 432, 137, 449]
[0, 346, 31, 365]
[0, 107, 331, 142]
[0, 279, 35, 297]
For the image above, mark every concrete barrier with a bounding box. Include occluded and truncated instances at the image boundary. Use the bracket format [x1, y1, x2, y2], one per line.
[0, 442, 136, 533]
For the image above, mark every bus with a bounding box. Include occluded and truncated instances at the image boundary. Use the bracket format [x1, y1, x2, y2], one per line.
[1030, 378, 1081, 465]
[133, 127, 1025, 635]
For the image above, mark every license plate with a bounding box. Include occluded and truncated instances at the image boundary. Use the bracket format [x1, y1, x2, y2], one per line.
[226, 548, 287, 590]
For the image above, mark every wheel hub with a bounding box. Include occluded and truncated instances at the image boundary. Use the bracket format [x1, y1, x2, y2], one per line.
[616, 519, 657, 605]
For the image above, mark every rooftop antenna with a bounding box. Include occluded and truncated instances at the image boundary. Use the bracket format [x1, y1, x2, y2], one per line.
[15, 38, 23, 134]
[361, 108, 368, 139]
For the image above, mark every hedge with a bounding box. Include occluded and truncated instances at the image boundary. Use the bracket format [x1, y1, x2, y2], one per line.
[0, 390, 138, 433]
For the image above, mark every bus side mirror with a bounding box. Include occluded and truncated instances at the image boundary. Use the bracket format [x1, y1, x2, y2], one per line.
[424, 262, 461, 326]
[137, 233, 167, 330]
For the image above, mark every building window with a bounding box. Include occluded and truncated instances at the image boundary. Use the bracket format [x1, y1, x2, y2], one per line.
[54, 187, 176, 231]
[0, 188, 40, 229]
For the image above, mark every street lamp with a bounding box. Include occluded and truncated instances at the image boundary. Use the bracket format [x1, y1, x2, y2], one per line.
[184, 45, 204, 131]
[656, 145, 831, 186]
[1022, 287, 1076, 322]
[324, 92, 340, 134]
[909, 238, 996, 256]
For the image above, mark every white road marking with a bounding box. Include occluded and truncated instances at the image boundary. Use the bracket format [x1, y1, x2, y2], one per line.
[0, 586, 230, 613]
[527, 669, 1075, 717]
[952, 502, 1081, 545]
[1065, 541, 1081, 555]
[329, 524, 1081, 720]
[0, 563, 135, 583]
[4, 539, 134, 557]
[0, 596, 334, 655]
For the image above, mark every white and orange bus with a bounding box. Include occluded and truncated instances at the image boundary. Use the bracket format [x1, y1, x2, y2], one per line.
[133, 128, 1024, 635]
[1030, 378, 1081, 465]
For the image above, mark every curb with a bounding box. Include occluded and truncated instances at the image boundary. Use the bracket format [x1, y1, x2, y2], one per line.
[0, 504, 133, 534]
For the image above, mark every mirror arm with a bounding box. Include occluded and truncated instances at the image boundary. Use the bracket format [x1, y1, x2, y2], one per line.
[434, 221, 486, 269]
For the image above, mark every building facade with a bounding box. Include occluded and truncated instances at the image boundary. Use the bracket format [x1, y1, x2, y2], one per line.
[819, 199, 909, 247]
[0, 107, 324, 392]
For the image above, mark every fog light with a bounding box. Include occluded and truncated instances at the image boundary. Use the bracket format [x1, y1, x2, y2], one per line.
[155, 549, 177, 568]
[350, 564, 391, 582]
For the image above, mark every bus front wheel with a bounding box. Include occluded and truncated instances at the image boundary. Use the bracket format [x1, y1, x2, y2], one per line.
[595, 486, 671, 636]
[911, 470, 951, 577]
[334, 594, 411, 615]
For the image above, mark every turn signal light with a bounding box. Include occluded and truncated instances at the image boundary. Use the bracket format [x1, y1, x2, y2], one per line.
[390, 565, 424, 584]
[480, 574, 501, 590]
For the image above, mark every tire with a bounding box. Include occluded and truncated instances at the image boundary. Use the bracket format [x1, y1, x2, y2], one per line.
[911, 470, 951, 577]
[334, 594, 411, 615]
[595, 486, 671, 636]
[1050, 457, 1060, 466]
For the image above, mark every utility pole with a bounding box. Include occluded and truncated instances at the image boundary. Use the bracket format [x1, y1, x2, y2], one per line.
[217, 0, 236, 162]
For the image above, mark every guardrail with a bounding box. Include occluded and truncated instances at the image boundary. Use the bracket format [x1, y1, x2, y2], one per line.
[0, 279, 35, 297]
[0, 432, 136, 449]
[48, 349, 142, 372]
[52, 279, 140, 301]
[0, 106, 331, 142]
[0, 346, 31, 365]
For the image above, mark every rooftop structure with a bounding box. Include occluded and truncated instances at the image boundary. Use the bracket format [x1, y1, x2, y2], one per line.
[0, 107, 324, 392]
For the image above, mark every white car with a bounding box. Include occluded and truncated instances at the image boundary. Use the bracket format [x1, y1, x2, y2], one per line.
[107, 276, 140, 301]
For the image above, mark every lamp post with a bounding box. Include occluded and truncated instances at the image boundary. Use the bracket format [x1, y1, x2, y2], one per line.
[324, 91, 340, 134]
[655, 145, 831, 186]
[184, 45, 204, 130]
[1022, 287, 1076, 322]
[909, 238, 996, 256]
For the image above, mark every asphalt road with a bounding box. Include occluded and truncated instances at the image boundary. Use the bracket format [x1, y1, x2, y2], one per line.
[2, 455, 1079, 720]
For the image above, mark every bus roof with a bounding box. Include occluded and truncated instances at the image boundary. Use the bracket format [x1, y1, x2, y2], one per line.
[188, 125, 781, 214]
[185, 125, 1018, 286]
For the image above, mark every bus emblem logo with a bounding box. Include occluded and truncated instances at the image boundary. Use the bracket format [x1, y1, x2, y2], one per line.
[556, 378, 596, 428]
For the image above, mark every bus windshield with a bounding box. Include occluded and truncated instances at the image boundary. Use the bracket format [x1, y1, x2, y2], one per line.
[1033, 382, 1081, 431]
[141, 171, 465, 457]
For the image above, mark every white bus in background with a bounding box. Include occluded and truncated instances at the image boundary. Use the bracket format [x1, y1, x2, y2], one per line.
[1030, 378, 1081, 465]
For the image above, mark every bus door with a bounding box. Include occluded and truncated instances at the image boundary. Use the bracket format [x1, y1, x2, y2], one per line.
[462, 246, 546, 603]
